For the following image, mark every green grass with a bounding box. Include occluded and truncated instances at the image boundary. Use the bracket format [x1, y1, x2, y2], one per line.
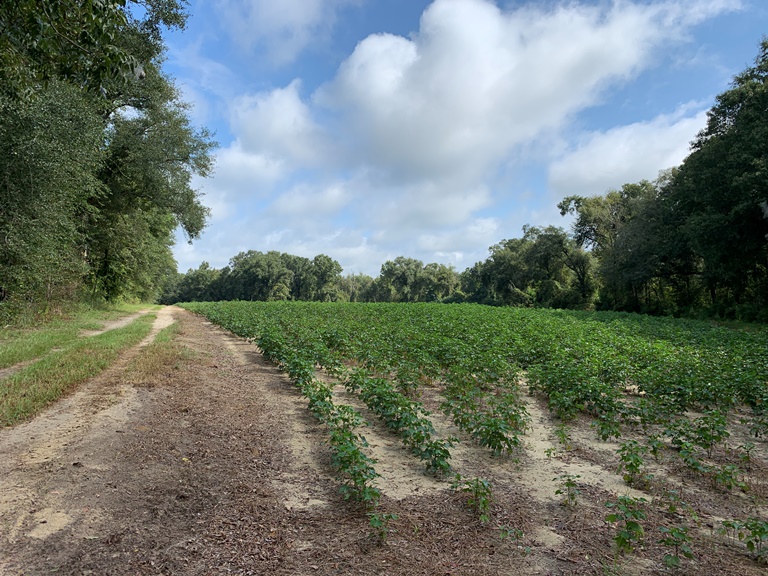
[0, 312, 157, 427]
[122, 320, 190, 386]
[0, 303, 157, 369]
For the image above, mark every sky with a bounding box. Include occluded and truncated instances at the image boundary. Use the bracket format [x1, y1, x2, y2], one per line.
[163, 0, 768, 277]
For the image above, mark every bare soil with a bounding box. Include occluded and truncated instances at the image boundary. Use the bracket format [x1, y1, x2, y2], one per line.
[0, 307, 765, 575]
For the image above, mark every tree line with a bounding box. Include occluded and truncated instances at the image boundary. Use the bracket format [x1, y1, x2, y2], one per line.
[0, 1, 213, 322]
[169, 40, 768, 322]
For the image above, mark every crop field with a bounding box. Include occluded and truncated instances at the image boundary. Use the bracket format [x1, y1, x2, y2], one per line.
[182, 301, 768, 574]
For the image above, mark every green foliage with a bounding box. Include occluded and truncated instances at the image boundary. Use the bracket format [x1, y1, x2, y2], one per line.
[559, 40, 768, 320]
[658, 525, 694, 568]
[184, 301, 768, 465]
[709, 464, 746, 492]
[737, 442, 756, 470]
[452, 475, 493, 524]
[554, 473, 581, 507]
[605, 496, 647, 555]
[251, 323, 382, 508]
[368, 512, 398, 544]
[463, 225, 596, 308]
[617, 440, 651, 487]
[184, 300, 768, 553]
[442, 372, 528, 456]
[0, 0, 213, 318]
[691, 410, 730, 457]
[499, 525, 524, 542]
[1, 1, 134, 96]
[165, 251, 346, 304]
[721, 518, 768, 560]
[347, 369, 454, 476]
[554, 424, 574, 448]
[1, 312, 156, 426]
[0, 81, 103, 318]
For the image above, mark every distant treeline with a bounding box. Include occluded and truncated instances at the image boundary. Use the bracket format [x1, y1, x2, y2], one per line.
[168, 40, 768, 322]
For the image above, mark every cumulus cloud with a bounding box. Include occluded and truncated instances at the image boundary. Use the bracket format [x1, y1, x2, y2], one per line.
[231, 80, 328, 167]
[316, 0, 738, 183]
[215, 0, 361, 65]
[214, 142, 285, 195]
[269, 182, 352, 216]
[549, 105, 709, 197]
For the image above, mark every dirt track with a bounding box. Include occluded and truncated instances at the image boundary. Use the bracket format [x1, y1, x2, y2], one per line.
[1, 307, 765, 576]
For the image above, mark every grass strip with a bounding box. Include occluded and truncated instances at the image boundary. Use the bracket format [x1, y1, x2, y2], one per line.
[122, 320, 190, 386]
[0, 312, 157, 427]
[0, 304, 156, 369]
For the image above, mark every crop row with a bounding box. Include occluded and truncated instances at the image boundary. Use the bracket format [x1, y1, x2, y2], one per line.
[255, 327, 381, 507]
[184, 301, 768, 431]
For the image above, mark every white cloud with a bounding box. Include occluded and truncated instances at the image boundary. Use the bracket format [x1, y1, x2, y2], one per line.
[549, 105, 709, 197]
[214, 142, 285, 195]
[215, 0, 361, 65]
[362, 181, 493, 231]
[270, 182, 352, 216]
[417, 216, 499, 253]
[231, 80, 329, 167]
[316, 0, 737, 184]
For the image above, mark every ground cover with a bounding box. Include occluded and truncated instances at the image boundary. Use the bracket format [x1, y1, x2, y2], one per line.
[183, 301, 768, 574]
[0, 306, 158, 426]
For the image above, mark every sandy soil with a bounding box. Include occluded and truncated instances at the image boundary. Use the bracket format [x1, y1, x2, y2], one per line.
[0, 307, 765, 575]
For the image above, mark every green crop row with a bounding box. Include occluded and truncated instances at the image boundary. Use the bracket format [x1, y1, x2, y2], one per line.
[182, 301, 768, 451]
[255, 325, 381, 507]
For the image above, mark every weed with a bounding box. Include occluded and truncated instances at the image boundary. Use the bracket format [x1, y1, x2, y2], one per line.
[647, 434, 665, 462]
[738, 442, 756, 470]
[554, 424, 573, 451]
[368, 512, 398, 544]
[499, 525, 524, 541]
[721, 518, 768, 560]
[555, 473, 581, 507]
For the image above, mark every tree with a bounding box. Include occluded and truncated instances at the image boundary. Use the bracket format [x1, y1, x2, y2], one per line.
[1, 1, 211, 318]
[312, 254, 344, 301]
[421, 263, 460, 301]
[481, 237, 533, 306]
[336, 273, 375, 302]
[379, 257, 426, 302]
[0, 0, 188, 98]
[558, 181, 656, 255]
[588, 40, 768, 319]
[0, 81, 104, 318]
[86, 74, 213, 300]
[666, 39, 768, 315]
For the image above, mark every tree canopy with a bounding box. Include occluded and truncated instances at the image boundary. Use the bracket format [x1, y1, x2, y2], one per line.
[0, 0, 213, 321]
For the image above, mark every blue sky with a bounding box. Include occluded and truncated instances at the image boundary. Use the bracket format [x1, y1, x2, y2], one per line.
[164, 0, 768, 276]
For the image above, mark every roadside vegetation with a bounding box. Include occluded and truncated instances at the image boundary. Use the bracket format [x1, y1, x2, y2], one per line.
[0, 1, 213, 324]
[0, 303, 151, 367]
